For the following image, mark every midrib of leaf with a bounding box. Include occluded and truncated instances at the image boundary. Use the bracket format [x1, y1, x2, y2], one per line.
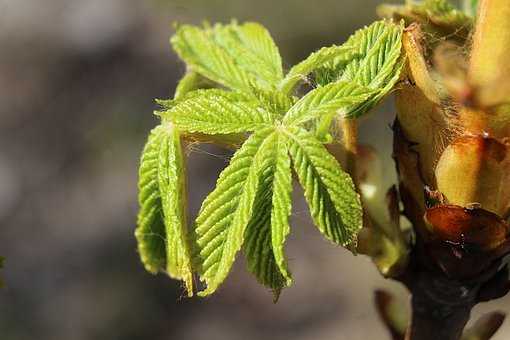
[163, 89, 274, 134]
[283, 81, 376, 126]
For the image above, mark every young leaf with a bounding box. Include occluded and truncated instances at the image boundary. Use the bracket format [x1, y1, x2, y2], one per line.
[171, 22, 282, 92]
[194, 128, 273, 296]
[212, 22, 283, 88]
[158, 124, 194, 296]
[174, 71, 215, 100]
[253, 88, 296, 117]
[136, 126, 168, 274]
[162, 89, 273, 134]
[318, 20, 404, 118]
[286, 126, 363, 245]
[244, 132, 293, 296]
[413, 0, 471, 27]
[340, 20, 403, 89]
[171, 24, 256, 92]
[283, 81, 376, 126]
[135, 124, 193, 296]
[279, 45, 356, 94]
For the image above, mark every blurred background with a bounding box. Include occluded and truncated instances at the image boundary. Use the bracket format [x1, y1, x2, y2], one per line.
[0, 0, 508, 339]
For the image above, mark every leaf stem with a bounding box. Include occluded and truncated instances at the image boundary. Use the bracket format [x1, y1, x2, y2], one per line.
[340, 118, 359, 186]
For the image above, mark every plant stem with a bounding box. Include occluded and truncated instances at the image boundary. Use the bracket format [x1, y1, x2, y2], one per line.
[340, 118, 358, 185]
[402, 267, 479, 340]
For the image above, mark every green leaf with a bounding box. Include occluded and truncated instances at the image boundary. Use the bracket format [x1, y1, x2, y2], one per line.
[174, 71, 215, 100]
[413, 0, 471, 26]
[244, 132, 293, 297]
[318, 20, 404, 118]
[279, 45, 356, 94]
[212, 22, 283, 88]
[283, 81, 376, 126]
[171, 24, 255, 92]
[136, 126, 168, 274]
[135, 124, 193, 296]
[171, 22, 282, 92]
[157, 124, 194, 296]
[163, 89, 273, 134]
[252, 88, 296, 117]
[285, 126, 362, 245]
[340, 20, 403, 88]
[154, 72, 216, 115]
[194, 128, 274, 296]
[379, 1, 472, 36]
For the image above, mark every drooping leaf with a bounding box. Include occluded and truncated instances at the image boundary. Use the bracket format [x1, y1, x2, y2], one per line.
[135, 124, 194, 296]
[244, 132, 293, 297]
[136, 126, 168, 274]
[157, 124, 194, 296]
[194, 128, 273, 296]
[171, 22, 283, 92]
[162, 89, 273, 134]
[279, 45, 356, 94]
[286, 126, 362, 245]
[283, 81, 376, 126]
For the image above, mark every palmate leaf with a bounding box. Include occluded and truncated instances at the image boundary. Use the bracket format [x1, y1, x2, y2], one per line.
[162, 89, 274, 134]
[286, 126, 362, 245]
[135, 124, 193, 296]
[171, 22, 283, 92]
[137, 19, 395, 299]
[194, 128, 273, 296]
[244, 132, 293, 298]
